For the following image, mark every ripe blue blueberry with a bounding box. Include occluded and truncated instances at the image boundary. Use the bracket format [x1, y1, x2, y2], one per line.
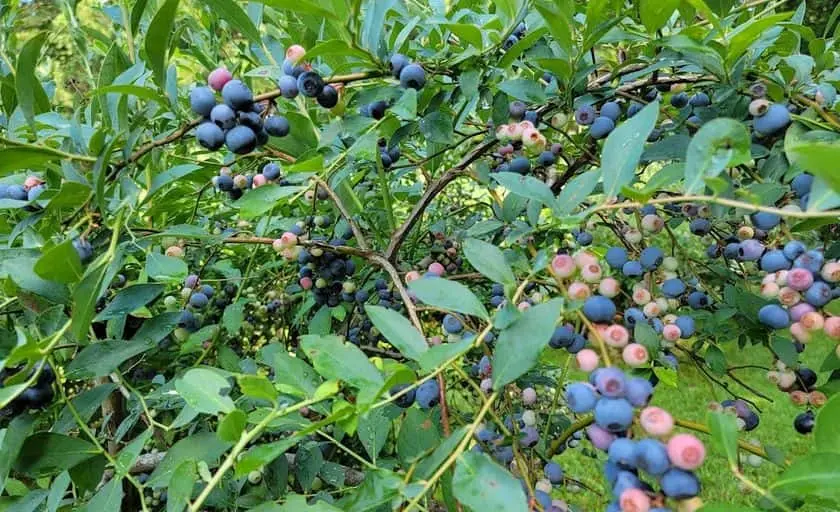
[723, 242, 741, 259]
[640, 204, 657, 216]
[278, 75, 299, 98]
[533, 490, 551, 510]
[758, 304, 790, 329]
[625, 377, 653, 406]
[753, 103, 791, 136]
[390, 384, 416, 408]
[738, 239, 765, 261]
[537, 150, 555, 167]
[640, 247, 664, 270]
[627, 102, 643, 117]
[389, 53, 409, 79]
[282, 58, 304, 77]
[189, 86, 216, 117]
[760, 250, 791, 272]
[751, 211, 781, 230]
[590, 116, 615, 139]
[199, 284, 214, 298]
[623, 308, 645, 327]
[670, 92, 688, 108]
[262, 163, 282, 181]
[612, 470, 641, 498]
[196, 122, 225, 150]
[238, 111, 262, 129]
[687, 291, 710, 309]
[491, 284, 504, 296]
[600, 101, 621, 121]
[594, 397, 634, 432]
[783, 240, 806, 261]
[566, 382, 597, 413]
[502, 34, 518, 49]
[793, 250, 824, 274]
[221, 80, 253, 110]
[367, 100, 388, 120]
[608, 438, 637, 468]
[225, 125, 257, 154]
[209, 104, 236, 130]
[583, 295, 617, 323]
[544, 461, 564, 484]
[567, 334, 587, 353]
[605, 247, 628, 269]
[524, 110, 539, 125]
[509, 100, 526, 120]
[27, 185, 45, 202]
[549, 325, 575, 349]
[634, 439, 670, 476]
[265, 116, 290, 137]
[576, 231, 593, 246]
[661, 278, 686, 298]
[297, 71, 324, 98]
[574, 105, 597, 126]
[674, 316, 695, 338]
[804, 281, 832, 307]
[399, 64, 426, 90]
[622, 260, 643, 278]
[508, 156, 530, 175]
[660, 468, 701, 499]
[791, 173, 813, 198]
[706, 243, 721, 258]
[689, 218, 711, 235]
[416, 379, 440, 409]
[189, 292, 209, 309]
[72, 239, 94, 263]
[317, 85, 339, 108]
[595, 367, 627, 397]
[689, 92, 710, 107]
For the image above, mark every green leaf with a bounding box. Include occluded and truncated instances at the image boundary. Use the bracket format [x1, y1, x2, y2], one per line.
[148, 432, 231, 488]
[217, 409, 248, 443]
[94, 284, 164, 321]
[364, 305, 428, 360]
[167, 461, 196, 512]
[452, 451, 528, 512]
[662, 35, 725, 77]
[270, 348, 322, 397]
[360, 0, 396, 55]
[0, 415, 34, 493]
[815, 393, 840, 454]
[555, 170, 601, 215]
[144, 0, 180, 87]
[236, 436, 300, 476]
[300, 335, 384, 406]
[275, 495, 342, 511]
[420, 112, 454, 144]
[418, 336, 475, 373]
[785, 139, 840, 194]
[146, 253, 188, 282]
[492, 298, 563, 389]
[34, 240, 84, 285]
[770, 452, 840, 502]
[0, 148, 62, 177]
[491, 172, 556, 210]
[497, 79, 547, 103]
[640, 0, 679, 32]
[726, 12, 792, 65]
[6, 257, 70, 304]
[443, 24, 483, 49]
[534, 0, 573, 56]
[115, 430, 153, 476]
[707, 411, 739, 469]
[408, 278, 489, 320]
[65, 339, 158, 379]
[46, 472, 71, 512]
[634, 322, 661, 353]
[84, 477, 123, 511]
[397, 408, 440, 463]
[200, 0, 262, 46]
[684, 118, 752, 194]
[237, 185, 305, 218]
[145, 164, 204, 202]
[15, 33, 49, 131]
[601, 101, 659, 199]
[415, 426, 468, 479]
[14, 433, 98, 477]
[91, 84, 168, 105]
[175, 368, 236, 415]
[391, 88, 417, 120]
[304, 40, 375, 63]
[462, 238, 515, 287]
[358, 406, 399, 462]
[53, 384, 118, 434]
[237, 374, 278, 403]
[295, 442, 324, 492]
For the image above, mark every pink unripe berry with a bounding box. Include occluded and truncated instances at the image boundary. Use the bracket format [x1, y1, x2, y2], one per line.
[790, 302, 815, 322]
[252, 174, 268, 187]
[480, 378, 493, 394]
[789, 390, 808, 406]
[508, 122, 525, 141]
[428, 262, 445, 276]
[586, 424, 616, 451]
[821, 261, 840, 282]
[641, 214, 664, 233]
[762, 273, 778, 285]
[23, 176, 43, 189]
[598, 278, 620, 298]
[522, 387, 537, 405]
[498, 143, 514, 156]
[760, 282, 780, 298]
[272, 239, 284, 252]
[552, 254, 576, 278]
[208, 67, 233, 91]
[801, 311, 825, 331]
[790, 322, 810, 343]
[165, 245, 184, 258]
[285, 44, 306, 63]
[640, 406, 674, 436]
[576, 349, 600, 372]
[300, 276, 313, 290]
[604, 324, 630, 348]
[219, 166, 232, 176]
[643, 301, 661, 318]
[580, 263, 603, 283]
[622, 343, 649, 367]
[619, 488, 651, 512]
[824, 316, 840, 340]
[655, 297, 669, 313]
[633, 288, 652, 305]
[667, 434, 706, 470]
[787, 268, 814, 291]
[517, 301, 531, 311]
[428, 335, 442, 346]
[496, 125, 511, 141]
[573, 251, 598, 268]
[663, 324, 682, 342]
[281, 248, 297, 260]
[809, 390, 827, 407]
[521, 127, 546, 153]
[775, 270, 789, 286]
[778, 287, 801, 306]
[279, 232, 298, 248]
[567, 281, 591, 300]
[405, 270, 421, 283]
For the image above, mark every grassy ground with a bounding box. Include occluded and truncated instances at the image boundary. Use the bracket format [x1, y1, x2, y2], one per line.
[549, 336, 834, 511]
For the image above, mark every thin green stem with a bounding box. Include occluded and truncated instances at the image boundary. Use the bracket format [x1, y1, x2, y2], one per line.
[376, 156, 397, 233]
[0, 136, 97, 163]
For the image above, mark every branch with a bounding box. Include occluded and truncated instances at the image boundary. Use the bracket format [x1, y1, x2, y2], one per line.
[0, 135, 97, 163]
[384, 139, 496, 262]
[312, 177, 369, 251]
[590, 195, 840, 219]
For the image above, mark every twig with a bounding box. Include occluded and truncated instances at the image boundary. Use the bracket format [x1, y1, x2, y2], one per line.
[312, 177, 369, 251]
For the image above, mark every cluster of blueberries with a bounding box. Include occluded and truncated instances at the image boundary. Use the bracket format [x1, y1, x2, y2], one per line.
[357, 54, 427, 121]
[502, 22, 528, 50]
[347, 279, 410, 346]
[0, 364, 55, 418]
[212, 162, 289, 200]
[276, 45, 339, 108]
[173, 276, 236, 336]
[192, 67, 290, 154]
[566, 367, 705, 511]
[0, 175, 46, 206]
[389, 378, 440, 410]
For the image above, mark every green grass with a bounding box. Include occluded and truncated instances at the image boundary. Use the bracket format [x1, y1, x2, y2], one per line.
[549, 337, 835, 511]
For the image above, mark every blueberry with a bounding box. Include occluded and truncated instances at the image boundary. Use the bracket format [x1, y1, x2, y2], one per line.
[367, 100, 388, 120]
[627, 102, 643, 117]
[622, 261, 643, 278]
[297, 71, 324, 98]
[509, 100, 526, 120]
[282, 58, 304, 77]
[670, 92, 689, 108]
[640, 247, 664, 270]
[442, 314, 463, 334]
[189, 292, 209, 309]
[189, 86, 216, 117]
[544, 461, 564, 484]
[751, 212, 781, 231]
[793, 250, 824, 274]
[27, 185, 45, 201]
[508, 156, 530, 175]
[583, 295, 617, 323]
[388, 146, 401, 163]
[262, 163, 281, 181]
[566, 382, 597, 413]
[753, 103, 791, 136]
[608, 438, 636, 468]
[706, 243, 721, 258]
[674, 316, 695, 338]
[738, 239, 765, 261]
[791, 173, 813, 198]
[537, 150, 556, 167]
[575, 105, 597, 126]
[661, 278, 686, 298]
[794, 410, 815, 434]
[317, 85, 339, 108]
[490, 295, 504, 308]
[687, 291, 710, 309]
[199, 284, 214, 298]
[796, 368, 817, 390]
[576, 231, 593, 246]
[264, 116, 290, 137]
[688, 92, 710, 107]
[604, 247, 627, 269]
[390, 54, 410, 78]
[72, 238, 94, 263]
[594, 397, 634, 432]
[759, 250, 791, 272]
[567, 334, 586, 353]
[590, 116, 615, 139]
[225, 125, 257, 154]
[416, 379, 440, 409]
[804, 281, 832, 307]
[723, 242, 741, 259]
[758, 304, 790, 329]
[623, 308, 645, 327]
[278, 75, 299, 98]
[549, 325, 575, 349]
[399, 64, 426, 90]
[689, 218, 711, 235]
[503, 35, 518, 49]
[634, 439, 669, 476]
[221, 80, 253, 110]
[524, 110, 539, 125]
[390, 384, 416, 408]
[612, 470, 641, 498]
[660, 468, 700, 499]
[177, 310, 198, 330]
[600, 101, 621, 121]
[238, 110, 262, 129]
[625, 377, 653, 407]
[196, 122, 225, 150]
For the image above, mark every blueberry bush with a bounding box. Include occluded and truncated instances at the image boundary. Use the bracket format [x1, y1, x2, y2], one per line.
[2, 0, 840, 511]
